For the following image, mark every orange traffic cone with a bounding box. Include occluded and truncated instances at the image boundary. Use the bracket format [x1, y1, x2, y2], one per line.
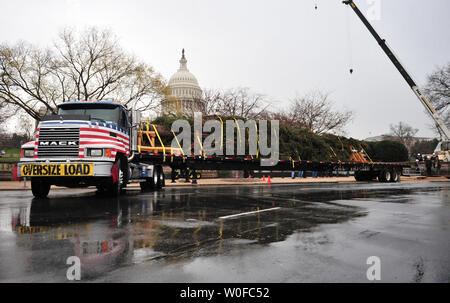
[262, 175, 266, 182]
[268, 175, 271, 183]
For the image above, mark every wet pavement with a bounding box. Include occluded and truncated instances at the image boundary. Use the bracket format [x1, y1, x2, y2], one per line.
[0, 182, 449, 282]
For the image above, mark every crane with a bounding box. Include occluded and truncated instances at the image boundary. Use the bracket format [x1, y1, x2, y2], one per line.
[343, 0, 450, 161]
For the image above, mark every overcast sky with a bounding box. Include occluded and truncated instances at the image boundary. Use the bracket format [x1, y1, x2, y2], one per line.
[1, 0, 449, 139]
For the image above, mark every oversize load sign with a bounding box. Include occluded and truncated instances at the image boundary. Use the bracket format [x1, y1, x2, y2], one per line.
[21, 163, 94, 177]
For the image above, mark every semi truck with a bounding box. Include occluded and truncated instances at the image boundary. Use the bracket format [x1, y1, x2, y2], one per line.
[21, 1, 447, 198]
[18, 99, 167, 198]
[17, 98, 409, 198]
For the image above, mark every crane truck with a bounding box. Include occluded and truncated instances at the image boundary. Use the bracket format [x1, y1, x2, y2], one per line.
[343, 0, 450, 162]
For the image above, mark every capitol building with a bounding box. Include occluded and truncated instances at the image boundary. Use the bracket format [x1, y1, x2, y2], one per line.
[161, 49, 204, 116]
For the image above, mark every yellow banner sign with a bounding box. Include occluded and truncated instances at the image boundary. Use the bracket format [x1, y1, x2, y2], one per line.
[21, 163, 94, 177]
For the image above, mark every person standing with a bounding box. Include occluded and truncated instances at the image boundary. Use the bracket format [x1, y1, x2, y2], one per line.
[415, 154, 421, 173]
[425, 156, 432, 176]
[436, 157, 441, 175]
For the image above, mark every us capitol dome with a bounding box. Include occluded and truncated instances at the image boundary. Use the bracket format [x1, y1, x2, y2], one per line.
[161, 49, 204, 116]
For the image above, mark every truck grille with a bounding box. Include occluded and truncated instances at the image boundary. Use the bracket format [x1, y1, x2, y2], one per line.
[37, 128, 80, 158]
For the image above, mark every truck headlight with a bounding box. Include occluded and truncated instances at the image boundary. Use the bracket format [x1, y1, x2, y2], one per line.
[23, 149, 34, 158]
[88, 148, 103, 157]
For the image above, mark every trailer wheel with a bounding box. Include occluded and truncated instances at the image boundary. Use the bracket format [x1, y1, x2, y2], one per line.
[156, 165, 164, 189]
[161, 168, 166, 187]
[378, 169, 390, 183]
[388, 169, 397, 182]
[389, 169, 401, 182]
[31, 179, 51, 198]
[396, 171, 401, 182]
[140, 166, 157, 191]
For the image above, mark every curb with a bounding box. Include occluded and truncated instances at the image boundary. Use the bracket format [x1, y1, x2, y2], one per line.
[0, 177, 448, 191]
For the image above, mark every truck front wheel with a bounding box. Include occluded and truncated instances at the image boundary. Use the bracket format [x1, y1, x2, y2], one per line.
[110, 158, 125, 196]
[31, 179, 51, 198]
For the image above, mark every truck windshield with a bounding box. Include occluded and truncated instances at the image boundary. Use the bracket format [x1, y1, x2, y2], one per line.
[58, 106, 120, 124]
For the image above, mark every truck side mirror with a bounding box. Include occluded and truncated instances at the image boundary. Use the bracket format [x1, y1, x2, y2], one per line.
[131, 109, 141, 128]
[130, 109, 141, 152]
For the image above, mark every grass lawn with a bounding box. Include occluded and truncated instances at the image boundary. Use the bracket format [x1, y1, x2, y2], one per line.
[0, 157, 19, 162]
[4, 148, 20, 154]
[1, 148, 20, 161]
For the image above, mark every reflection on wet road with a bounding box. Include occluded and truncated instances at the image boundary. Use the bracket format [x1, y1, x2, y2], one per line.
[0, 182, 449, 282]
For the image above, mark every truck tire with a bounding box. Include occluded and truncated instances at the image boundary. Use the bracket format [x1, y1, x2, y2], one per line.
[159, 166, 166, 187]
[140, 166, 157, 191]
[156, 165, 164, 189]
[389, 169, 401, 183]
[395, 171, 401, 182]
[378, 169, 390, 183]
[388, 169, 396, 182]
[110, 158, 125, 196]
[31, 179, 51, 198]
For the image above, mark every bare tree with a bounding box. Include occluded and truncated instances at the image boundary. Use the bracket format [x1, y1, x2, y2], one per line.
[423, 62, 450, 130]
[275, 91, 353, 135]
[200, 88, 222, 116]
[0, 27, 167, 120]
[0, 102, 8, 140]
[0, 98, 11, 124]
[220, 87, 269, 119]
[17, 112, 35, 141]
[0, 42, 54, 119]
[200, 87, 269, 119]
[389, 121, 418, 151]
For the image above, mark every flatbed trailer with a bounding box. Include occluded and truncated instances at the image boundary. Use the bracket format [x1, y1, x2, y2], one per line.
[18, 99, 411, 198]
[134, 152, 409, 183]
